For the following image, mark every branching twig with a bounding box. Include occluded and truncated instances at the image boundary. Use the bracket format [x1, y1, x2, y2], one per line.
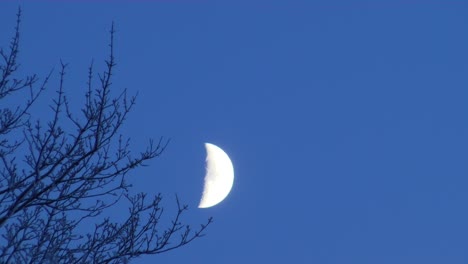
[0, 9, 211, 264]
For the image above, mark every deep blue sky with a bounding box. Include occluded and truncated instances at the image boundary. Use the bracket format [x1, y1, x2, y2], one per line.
[1, 1, 468, 263]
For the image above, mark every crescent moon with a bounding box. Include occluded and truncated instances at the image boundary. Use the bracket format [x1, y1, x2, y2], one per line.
[198, 143, 234, 208]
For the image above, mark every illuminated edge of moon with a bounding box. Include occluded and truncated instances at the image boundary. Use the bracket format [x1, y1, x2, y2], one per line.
[198, 143, 234, 208]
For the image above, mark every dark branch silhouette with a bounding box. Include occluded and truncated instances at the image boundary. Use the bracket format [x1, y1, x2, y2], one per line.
[0, 8, 212, 263]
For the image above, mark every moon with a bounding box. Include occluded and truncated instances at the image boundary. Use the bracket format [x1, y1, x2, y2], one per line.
[198, 143, 234, 208]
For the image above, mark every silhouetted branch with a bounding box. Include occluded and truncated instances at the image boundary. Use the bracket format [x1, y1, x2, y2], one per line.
[0, 8, 211, 263]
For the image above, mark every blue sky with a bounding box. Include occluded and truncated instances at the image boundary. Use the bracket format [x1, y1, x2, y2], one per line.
[1, 1, 468, 263]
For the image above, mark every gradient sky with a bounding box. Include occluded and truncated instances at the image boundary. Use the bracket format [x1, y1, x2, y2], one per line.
[1, 1, 468, 263]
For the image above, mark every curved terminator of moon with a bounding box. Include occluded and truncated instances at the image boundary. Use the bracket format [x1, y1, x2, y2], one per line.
[198, 143, 234, 208]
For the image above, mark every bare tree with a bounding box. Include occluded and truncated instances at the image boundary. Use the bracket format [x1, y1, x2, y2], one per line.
[0, 8, 211, 263]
